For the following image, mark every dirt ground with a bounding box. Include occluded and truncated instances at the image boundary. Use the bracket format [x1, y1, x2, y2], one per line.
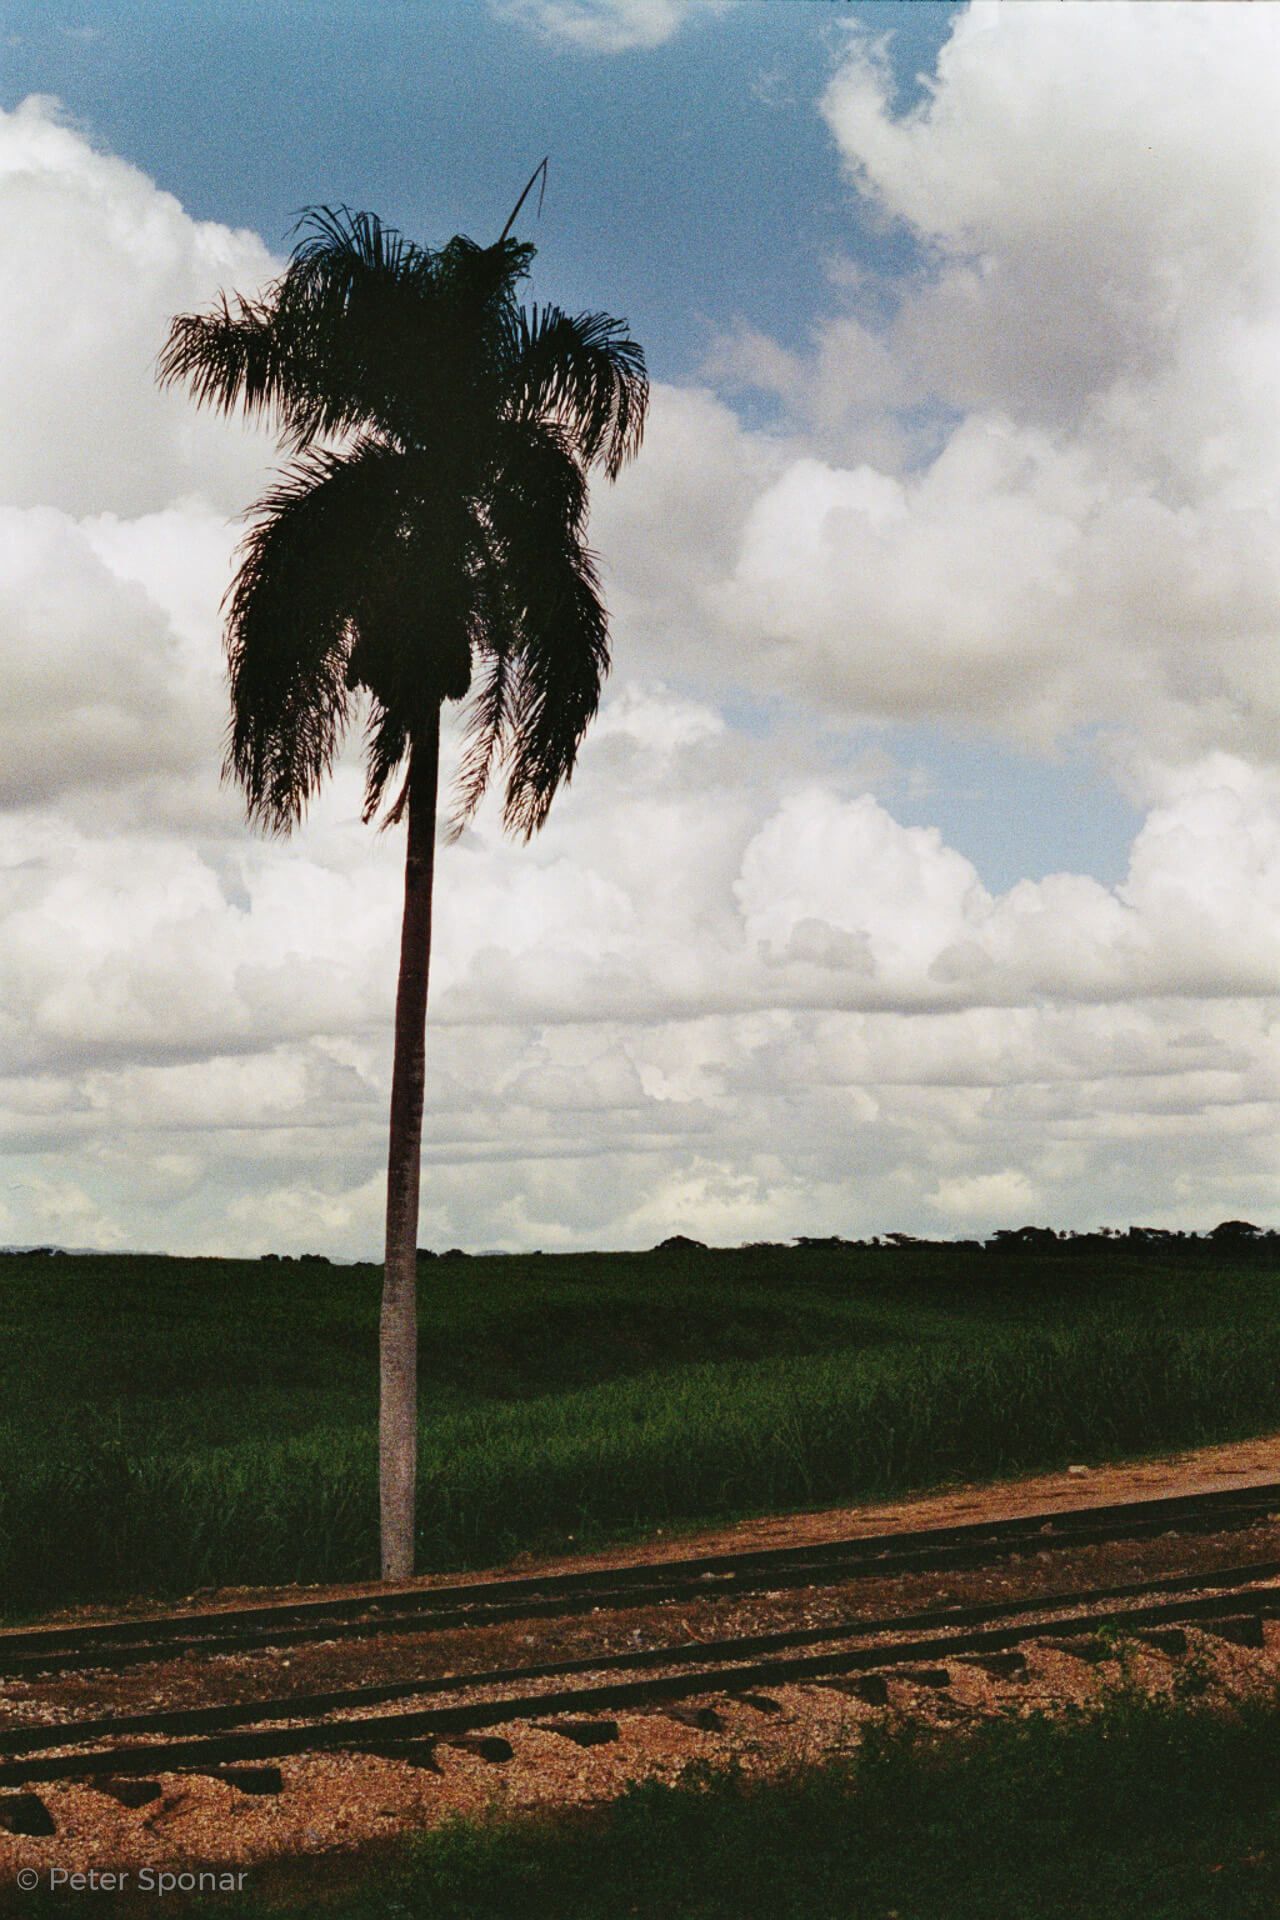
[4, 1430, 1280, 1899]
[15, 1426, 1280, 1634]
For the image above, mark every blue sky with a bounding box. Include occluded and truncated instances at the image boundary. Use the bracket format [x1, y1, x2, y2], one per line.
[1, 1, 1277, 1252]
[16, 0, 1130, 893]
[2, 3, 958, 373]
[0, 0, 1141, 891]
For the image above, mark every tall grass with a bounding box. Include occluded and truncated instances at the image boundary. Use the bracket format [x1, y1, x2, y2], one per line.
[5, 1301, 1280, 1615]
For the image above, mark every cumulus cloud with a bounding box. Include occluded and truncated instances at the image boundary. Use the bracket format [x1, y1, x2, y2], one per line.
[709, 418, 1280, 757]
[824, 3, 1280, 452]
[0, 500, 240, 812]
[5, 680, 1280, 1251]
[0, 96, 276, 519]
[0, 98, 277, 815]
[588, 383, 789, 679]
[489, 0, 711, 54]
[644, 4, 1280, 767]
[3, 38, 1280, 1259]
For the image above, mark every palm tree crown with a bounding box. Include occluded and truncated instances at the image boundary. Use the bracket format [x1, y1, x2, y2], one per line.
[159, 205, 647, 835]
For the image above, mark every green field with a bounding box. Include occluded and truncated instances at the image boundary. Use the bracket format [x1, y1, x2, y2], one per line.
[3, 1237, 1280, 1618]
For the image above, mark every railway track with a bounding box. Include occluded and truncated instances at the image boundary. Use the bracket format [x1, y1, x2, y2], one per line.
[2, 1559, 1279, 1793]
[4, 1480, 1280, 1819]
[4, 1476, 1279, 1678]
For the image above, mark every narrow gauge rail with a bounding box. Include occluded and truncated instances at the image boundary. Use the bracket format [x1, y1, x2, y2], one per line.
[4, 1478, 1280, 1678]
[4, 1561, 1280, 1789]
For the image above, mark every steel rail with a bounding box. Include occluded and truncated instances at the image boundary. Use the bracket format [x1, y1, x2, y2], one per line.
[3, 1562, 1279, 1787]
[4, 1478, 1279, 1678]
[4, 1553, 1280, 1759]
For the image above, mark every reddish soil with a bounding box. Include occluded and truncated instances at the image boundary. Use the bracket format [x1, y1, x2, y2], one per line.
[5, 1514, 1280, 1727]
[4, 1430, 1280, 1898]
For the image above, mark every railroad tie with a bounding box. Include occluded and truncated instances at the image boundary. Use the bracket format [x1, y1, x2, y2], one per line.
[439, 1734, 513, 1763]
[1133, 1628, 1188, 1657]
[348, 1740, 441, 1771]
[663, 1705, 724, 1732]
[89, 1778, 164, 1808]
[1197, 1615, 1266, 1648]
[1039, 1635, 1113, 1664]
[534, 1719, 620, 1747]
[955, 1651, 1028, 1679]
[0, 1792, 55, 1836]
[895, 1666, 951, 1689]
[180, 1767, 283, 1796]
[823, 1674, 889, 1706]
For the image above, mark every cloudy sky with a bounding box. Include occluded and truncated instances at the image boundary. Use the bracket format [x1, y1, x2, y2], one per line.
[2, 0, 1279, 1256]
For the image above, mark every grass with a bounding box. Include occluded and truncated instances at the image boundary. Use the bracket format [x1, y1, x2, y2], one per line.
[285, 1690, 1280, 1919]
[21, 1689, 1280, 1918]
[4, 1239, 1280, 1615]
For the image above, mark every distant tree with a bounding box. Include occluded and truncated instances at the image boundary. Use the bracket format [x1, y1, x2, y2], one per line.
[160, 202, 647, 1577]
[987, 1226, 1059, 1252]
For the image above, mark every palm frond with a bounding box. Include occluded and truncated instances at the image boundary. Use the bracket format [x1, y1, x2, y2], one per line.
[491, 415, 589, 549]
[450, 418, 604, 837]
[264, 208, 437, 449]
[500, 545, 610, 838]
[449, 634, 517, 834]
[434, 231, 536, 306]
[507, 305, 648, 478]
[158, 291, 305, 428]
[288, 204, 417, 281]
[224, 438, 406, 830]
[360, 698, 413, 826]
[160, 209, 515, 453]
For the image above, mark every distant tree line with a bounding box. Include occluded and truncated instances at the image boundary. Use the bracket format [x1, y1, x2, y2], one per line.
[654, 1221, 1280, 1260]
[5, 1221, 1275, 1264]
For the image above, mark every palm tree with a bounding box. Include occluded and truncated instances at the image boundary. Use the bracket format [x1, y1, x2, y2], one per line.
[159, 203, 647, 1578]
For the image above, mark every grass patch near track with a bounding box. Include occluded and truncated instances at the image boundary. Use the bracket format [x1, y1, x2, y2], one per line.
[4, 1241, 1280, 1614]
[24, 1690, 1280, 1918]
[301, 1691, 1280, 1919]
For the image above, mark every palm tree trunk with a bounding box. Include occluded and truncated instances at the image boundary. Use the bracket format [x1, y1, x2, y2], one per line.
[380, 707, 441, 1580]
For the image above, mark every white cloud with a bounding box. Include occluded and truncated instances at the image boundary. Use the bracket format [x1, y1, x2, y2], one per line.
[609, 4, 1280, 768]
[489, 0, 711, 54]
[4, 49, 1280, 1259]
[824, 4, 1280, 451]
[703, 315, 917, 470]
[0, 96, 276, 519]
[928, 1169, 1037, 1228]
[0, 500, 239, 811]
[738, 789, 984, 986]
[589, 382, 789, 681]
[0, 98, 278, 815]
[6, 689, 1280, 1252]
